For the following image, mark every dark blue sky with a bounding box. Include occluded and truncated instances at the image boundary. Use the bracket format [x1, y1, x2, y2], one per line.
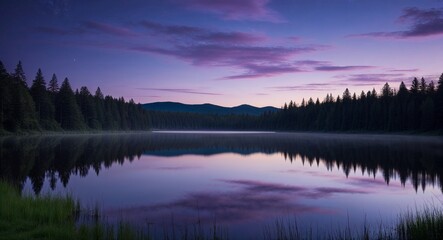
[1, 0, 442, 106]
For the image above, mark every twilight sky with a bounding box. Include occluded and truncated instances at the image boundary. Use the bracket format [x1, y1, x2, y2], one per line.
[1, 0, 443, 107]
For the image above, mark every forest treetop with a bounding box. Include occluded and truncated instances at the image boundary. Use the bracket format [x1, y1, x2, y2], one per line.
[0, 60, 151, 132]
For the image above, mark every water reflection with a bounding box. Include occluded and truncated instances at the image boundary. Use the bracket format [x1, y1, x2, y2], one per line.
[1, 132, 442, 195]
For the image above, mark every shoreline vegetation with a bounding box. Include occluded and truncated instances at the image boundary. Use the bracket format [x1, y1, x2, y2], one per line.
[146, 73, 443, 133]
[1, 60, 443, 135]
[1, 181, 442, 240]
[0, 61, 151, 134]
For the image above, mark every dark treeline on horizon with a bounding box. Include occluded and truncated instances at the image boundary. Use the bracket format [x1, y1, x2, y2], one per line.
[149, 74, 443, 133]
[276, 75, 443, 132]
[2, 60, 442, 133]
[0, 61, 150, 132]
[1, 133, 442, 195]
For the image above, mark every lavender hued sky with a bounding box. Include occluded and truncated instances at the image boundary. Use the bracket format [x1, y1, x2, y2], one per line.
[1, 0, 442, 107]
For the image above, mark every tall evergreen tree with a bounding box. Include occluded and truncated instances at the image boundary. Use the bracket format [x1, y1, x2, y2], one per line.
[30, 69, 58, 129]
[343, 88, 351, 101]
[77, 86, 99, 128]
[95, 87, 104, 100]
[13, 61, 27, 86]
[9, 62, 39, 131]
[419, 77, 427, 93]
[398, 82, 408, 97]
[381, 83, 393, 98]
[55, 78, 86, 130]
[438, 73, 443, 92]
[48, 74, 59, 93]
[427, 81, 435, 94]
[411, 77, 419, 94]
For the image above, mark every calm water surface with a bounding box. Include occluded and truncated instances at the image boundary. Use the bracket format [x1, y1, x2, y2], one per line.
[1, 132, 443, 238]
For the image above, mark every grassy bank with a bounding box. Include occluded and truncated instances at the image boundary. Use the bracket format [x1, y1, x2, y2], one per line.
[0, 181, 80, 240]
[1, 181, 442, 240]
[0, 181, 152, 240]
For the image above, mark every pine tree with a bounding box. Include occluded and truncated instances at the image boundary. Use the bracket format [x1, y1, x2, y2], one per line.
[77, 86, 99, 128]
[8, 62, 39, 131]
[381, 83, 393, 98]
[30, 69, 46, 119]
[13, 61, 27, 86]
[427, 81, 435, 94]
[30, 69, 58, 129]
[438, 73, 443, 92]
[398, 82, 408, 97]
[48, 74, 59, 93]
[95, 87, 104, 100]
[419, 77, 427, 93]
[371, 88, 377, 98]
[343, 88, 351, 101]
[410, 77, 419, 94]
[55, 78, 86, 130]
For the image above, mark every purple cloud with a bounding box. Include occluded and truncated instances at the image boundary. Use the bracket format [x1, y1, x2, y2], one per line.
[221, 179, 369, 198]
[180, 0, 283, 22]
[337, 73, 406, 84]
[295, 60, 330, 66]
[137, 88, 222, 96]
[349, 7, 443, 39]
[132, 44, 318, 79]
[132, 45, 312, 65]
[305, 187, 368, 199]
[345, 177, 390, 188]
[104, 179, 369, 224]
[294, 60, 376, 72]
[39, 20, 329, 79]
[388, 68, 419, 72]
[222, 63, 303, 80]
[222, 179, 307, 193]
[269, 77, 401, 91]
[107, 190, 325, 224]
[83, 21, 138, 37]
[315, 65, 374, 71]
[140, 20, 266, 44]
[269, 84, 339, 92]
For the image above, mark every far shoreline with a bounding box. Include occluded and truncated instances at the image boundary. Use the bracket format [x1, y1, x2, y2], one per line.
[1, 129, 441, 139]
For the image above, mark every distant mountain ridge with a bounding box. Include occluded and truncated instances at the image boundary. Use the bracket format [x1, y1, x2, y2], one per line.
[142, 102, 279, 116]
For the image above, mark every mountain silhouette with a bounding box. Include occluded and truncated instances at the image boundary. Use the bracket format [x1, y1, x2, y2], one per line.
[143, 102, 278, 116]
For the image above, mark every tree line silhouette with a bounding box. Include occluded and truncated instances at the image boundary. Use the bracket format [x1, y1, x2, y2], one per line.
[1, 60, 442, 133]
[275, 76, 443, 132]
[0, 61, 150, 132]
[148, 74, 443, 132]
[1, 133, 442, 195]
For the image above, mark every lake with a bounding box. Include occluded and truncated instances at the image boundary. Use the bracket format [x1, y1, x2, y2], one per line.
[1, 132, 443, 239]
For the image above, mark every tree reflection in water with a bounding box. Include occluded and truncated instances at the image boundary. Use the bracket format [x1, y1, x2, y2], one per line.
[1, 132, 442, 195]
